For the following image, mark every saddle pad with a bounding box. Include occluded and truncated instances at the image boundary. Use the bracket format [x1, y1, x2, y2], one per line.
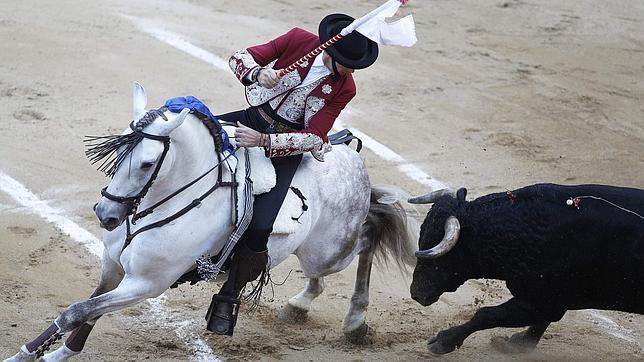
[222, 125, 304, 236]
[223, 125, 276, 196]
[236, 148, 302, 235]
[272, 185, 307, 235]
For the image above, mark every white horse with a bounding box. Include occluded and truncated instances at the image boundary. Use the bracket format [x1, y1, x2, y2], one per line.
[6, 83, 416, 361]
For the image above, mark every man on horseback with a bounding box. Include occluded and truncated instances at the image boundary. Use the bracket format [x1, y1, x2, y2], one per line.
[207, 13, 380, 336]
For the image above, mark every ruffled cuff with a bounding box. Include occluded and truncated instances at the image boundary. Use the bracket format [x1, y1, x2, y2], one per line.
[265, 133, 331, 161]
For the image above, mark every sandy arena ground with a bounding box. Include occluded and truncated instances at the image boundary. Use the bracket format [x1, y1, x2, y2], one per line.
[1, 0, 643, 361]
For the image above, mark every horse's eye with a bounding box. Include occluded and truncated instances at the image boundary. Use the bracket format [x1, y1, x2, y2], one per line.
[141, 161, 155, 169]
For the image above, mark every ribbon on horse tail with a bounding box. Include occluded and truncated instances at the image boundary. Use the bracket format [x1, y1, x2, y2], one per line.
[276, 0, 417, 77]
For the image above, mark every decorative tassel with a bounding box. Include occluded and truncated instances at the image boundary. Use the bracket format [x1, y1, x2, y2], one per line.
[84, 108, 167, 177]
[84, 133, 143, 177]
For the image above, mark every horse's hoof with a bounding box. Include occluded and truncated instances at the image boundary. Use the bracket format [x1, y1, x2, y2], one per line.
[41, 345, 81, 361]
[490, 335, 536, 354]
[344, 322, 372, 345]
[4, 349, 36, 362]
[427, 335, 456, 355]
[278, 303, 308, 323]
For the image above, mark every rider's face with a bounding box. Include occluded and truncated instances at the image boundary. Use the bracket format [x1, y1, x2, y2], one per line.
[334, 62, 355, 75]
[323, 52, 355, 76]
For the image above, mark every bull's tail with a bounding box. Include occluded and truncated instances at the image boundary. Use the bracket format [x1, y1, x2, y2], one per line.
[360, 185, 419, 275]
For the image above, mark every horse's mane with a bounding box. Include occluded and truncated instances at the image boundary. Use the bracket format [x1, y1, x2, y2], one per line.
[84, 108, 166, 177]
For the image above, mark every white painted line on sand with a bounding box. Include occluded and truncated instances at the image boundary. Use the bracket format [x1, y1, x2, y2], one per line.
[125, 15, 230, 72]
[0, 171, 219, 361]
[148, 296, 222, 362]
[127, 14, 642, 353]
[333, 115, 446, 190]
[0, 172, 103, 257]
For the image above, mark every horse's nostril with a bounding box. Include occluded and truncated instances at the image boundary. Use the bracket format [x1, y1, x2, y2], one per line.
[102, 217, 120, 230]
[93, 202, 99, 211]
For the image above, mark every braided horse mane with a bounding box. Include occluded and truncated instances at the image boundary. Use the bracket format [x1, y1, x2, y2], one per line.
[84, 108, 167, 177]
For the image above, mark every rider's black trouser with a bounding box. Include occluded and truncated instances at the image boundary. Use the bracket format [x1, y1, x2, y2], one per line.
[216, 108, 302, 252]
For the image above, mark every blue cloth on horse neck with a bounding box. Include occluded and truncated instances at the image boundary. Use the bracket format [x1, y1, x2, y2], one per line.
[164, 96, 234, 155]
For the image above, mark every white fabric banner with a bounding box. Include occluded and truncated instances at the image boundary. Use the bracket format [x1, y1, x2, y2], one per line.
[357, 14, 417, 47]
[342, 0, 417, 47]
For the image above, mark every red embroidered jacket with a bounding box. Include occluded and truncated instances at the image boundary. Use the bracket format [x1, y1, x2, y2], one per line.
[228, 27, 356, 161]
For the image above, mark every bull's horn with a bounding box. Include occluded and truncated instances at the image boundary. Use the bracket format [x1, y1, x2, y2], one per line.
[415, 216, 461, 259]
[408, 188, 456, 204]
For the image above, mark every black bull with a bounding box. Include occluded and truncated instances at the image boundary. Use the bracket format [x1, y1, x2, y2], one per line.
[408, 183, 644, 354]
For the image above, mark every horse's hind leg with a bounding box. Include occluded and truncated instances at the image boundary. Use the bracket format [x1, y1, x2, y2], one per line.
[7, 276, 160, 361]
[279, 277, 325, 322]
[342, 250, 374, 344]
[41, 254, 125, 361]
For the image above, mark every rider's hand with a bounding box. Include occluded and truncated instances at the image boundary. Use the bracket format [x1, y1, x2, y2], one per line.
[235, 123, 264, 148]
[257, 68, 280, 89]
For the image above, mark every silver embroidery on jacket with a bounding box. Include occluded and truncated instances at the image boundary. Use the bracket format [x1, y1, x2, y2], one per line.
[276, 78, 325, 122]
[268, 93, 288, 110]
[266, 133, 332, 162]
[246, 70, 301, 107]
[230, 49, 258, 79]
[268, 132, 327, 161]
[303, 96, 326, 128]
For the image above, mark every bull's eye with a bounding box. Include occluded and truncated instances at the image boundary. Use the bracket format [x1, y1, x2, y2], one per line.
[141, 161, 155, 169]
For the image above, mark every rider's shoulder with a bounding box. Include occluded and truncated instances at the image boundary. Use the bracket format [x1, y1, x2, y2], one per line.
[287, 27, 318, 40]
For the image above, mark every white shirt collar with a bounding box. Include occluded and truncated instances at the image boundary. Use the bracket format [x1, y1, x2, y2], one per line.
[297, 53, 331, 88]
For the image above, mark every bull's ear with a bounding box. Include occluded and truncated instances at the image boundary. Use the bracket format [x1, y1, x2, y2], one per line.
[457, 188, 467, 202]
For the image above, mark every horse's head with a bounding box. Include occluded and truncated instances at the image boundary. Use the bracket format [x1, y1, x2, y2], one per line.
[91, 82, 190, 230]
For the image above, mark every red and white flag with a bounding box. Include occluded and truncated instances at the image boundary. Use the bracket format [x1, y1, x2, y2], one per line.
[342, 0, 417, 47]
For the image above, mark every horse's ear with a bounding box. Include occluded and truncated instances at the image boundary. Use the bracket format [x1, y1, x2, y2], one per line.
[159, 108, 190, 136]
[133, 82, 147, 121]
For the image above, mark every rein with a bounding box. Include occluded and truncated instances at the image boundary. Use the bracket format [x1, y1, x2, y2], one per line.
[98, 109, 239, 251]
[121, 149, 238, 251]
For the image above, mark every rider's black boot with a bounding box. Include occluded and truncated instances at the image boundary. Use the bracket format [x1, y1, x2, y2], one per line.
[206, 244, 268, 336]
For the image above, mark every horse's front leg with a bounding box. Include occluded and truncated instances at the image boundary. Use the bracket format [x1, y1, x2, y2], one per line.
[41, 254, 125, 362]
[278, 277, 325, 322]
[342, 250, 373, 344]
[6, 276, 162, 361]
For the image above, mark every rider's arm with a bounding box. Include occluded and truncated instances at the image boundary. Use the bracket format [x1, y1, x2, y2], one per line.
[264, 82, 356, 161]
[228, 28, 305, 86]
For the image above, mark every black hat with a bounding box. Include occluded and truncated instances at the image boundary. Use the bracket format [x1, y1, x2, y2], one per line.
[318, 13, 379, 70]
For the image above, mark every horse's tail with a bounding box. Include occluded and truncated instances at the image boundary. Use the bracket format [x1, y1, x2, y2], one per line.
[361, 185, 419, 275]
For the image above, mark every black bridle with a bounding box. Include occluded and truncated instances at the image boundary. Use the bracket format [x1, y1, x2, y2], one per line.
[99, 111, 238, 251]
[100, 120, 172, 219]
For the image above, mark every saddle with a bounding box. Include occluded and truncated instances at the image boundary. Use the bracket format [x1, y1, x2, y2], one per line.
[171, 126, 361, 287]
[230, 126, 362, 233]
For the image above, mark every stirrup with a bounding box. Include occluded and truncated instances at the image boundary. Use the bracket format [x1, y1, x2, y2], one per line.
[206, 294, 241, 336]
